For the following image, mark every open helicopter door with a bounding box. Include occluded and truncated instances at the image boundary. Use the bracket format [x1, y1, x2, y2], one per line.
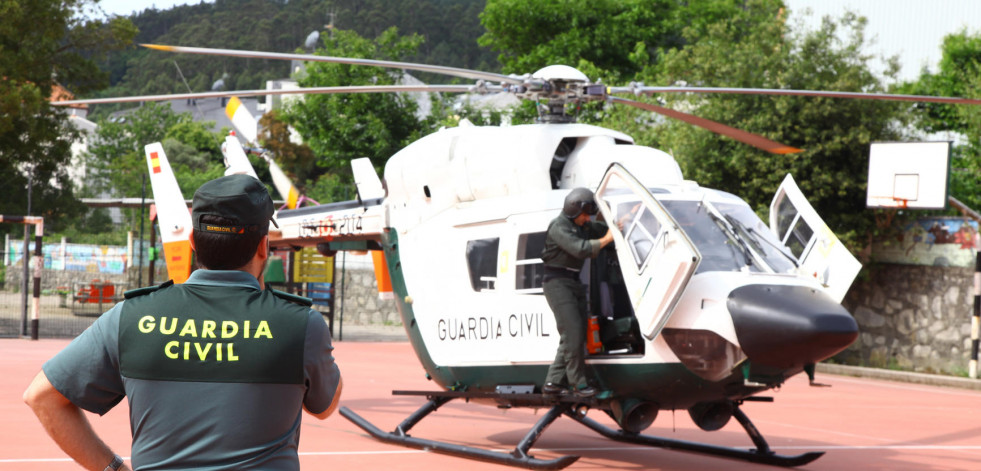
[770, 174, 861, 303]
[595, 163, 701, 340]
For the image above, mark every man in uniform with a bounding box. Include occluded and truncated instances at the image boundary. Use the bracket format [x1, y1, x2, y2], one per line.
[541, 187, 613, 398]
[24, 174, 342, 470]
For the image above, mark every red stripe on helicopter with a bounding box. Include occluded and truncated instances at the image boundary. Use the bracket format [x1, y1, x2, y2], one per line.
[150, 152, 161, 173]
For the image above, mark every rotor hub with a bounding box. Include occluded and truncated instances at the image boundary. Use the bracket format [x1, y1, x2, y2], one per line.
[509, 65, 606, 122]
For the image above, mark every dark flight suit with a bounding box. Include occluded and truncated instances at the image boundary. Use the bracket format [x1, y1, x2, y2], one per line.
[541, 214, 608, 390]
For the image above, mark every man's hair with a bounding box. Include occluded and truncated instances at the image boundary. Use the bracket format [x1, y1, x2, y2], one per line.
[192, 214, 265, 270]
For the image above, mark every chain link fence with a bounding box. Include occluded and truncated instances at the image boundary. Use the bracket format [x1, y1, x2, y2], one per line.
[1, 233, 161, 338]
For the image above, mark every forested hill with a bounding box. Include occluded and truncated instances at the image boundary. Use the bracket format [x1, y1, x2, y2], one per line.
[97, 0, 498, 106]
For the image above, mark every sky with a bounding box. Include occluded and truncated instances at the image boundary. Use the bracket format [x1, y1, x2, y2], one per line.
[785, 0, 981, 82]
[96, 0, 978, 83]
[97, 0, 212, 17]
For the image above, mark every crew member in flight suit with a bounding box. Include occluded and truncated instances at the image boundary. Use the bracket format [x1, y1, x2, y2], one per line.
[541, 187, 613, 398]
[24, 174, 342, 470]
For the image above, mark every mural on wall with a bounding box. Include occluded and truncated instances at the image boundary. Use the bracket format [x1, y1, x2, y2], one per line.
[873, 217, 978, 267]
[4, 242, 156, 275]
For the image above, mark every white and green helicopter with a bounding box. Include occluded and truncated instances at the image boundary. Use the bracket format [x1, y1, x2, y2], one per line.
[55, 44, 981, 469]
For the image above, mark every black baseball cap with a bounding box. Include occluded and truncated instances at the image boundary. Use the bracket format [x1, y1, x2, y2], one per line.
[192, 174, 278, 235]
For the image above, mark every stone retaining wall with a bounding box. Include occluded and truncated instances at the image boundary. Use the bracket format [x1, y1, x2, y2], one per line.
[331, 267, 400, 326]
[840, 264, 974, 375]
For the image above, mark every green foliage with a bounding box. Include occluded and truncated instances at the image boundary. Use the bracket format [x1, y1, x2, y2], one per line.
[90, 0, 498, 119]
[479, 0, 763, 81]
[85, 102, 185, 197]
[0, 0, 134, 237]
[303, 172, 350, 205]
[643, 8, 904, 253]
[50, 208, 130, 246]
[161, 138, 226, 197]
[899, 30, 981, 212]
[85, 103, 225, 201]
[283, 27, 425, 184]
[479, 0, 905, 252]
[258, 110, 318, 185]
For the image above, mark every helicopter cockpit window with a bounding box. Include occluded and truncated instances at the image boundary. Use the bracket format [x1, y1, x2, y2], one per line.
[774, 195, 813, 259]
[716, 203, 796, 273]
[466, 238, 499, 291]
[617, 203, 662, 269]
[660, 200, 795, 274]
[515, 232, 546, 294]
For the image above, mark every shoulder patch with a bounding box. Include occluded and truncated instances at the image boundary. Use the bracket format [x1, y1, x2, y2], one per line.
[270, 288, 313, 307]
[124, 279, 175, 299]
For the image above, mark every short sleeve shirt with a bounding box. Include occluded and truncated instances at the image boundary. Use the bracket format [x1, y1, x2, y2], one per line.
[43, 270, 341, 470]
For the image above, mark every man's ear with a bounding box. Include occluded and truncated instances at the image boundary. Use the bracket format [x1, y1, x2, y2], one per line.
[257, 234, 269, 259]
[188, 229, 195, 251]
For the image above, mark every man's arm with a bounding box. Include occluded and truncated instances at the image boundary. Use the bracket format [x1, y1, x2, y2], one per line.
[23, 371, 130, 471]
[302, 312, 343, 420]
[305, 376, 342, 419]
[598, 229, 614, 249]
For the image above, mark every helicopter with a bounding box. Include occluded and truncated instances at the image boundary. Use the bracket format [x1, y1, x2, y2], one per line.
[52, 43, 981, 469]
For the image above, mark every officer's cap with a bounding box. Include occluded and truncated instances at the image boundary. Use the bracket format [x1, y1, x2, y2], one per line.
[192, 174, 278, 236]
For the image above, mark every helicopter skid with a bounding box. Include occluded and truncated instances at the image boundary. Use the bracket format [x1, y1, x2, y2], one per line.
[340, 399, 580, 470]
[342, 392, 824, 469]
[565, 403, 824, 467]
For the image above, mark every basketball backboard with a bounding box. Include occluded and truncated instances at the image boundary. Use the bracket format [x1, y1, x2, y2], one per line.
[866, 141, 951, 210]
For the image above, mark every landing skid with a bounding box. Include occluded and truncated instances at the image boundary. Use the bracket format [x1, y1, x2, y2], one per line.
[340, 400, 579, 469]
[566, 406, 824, 467]
[340, 391, 824, 469]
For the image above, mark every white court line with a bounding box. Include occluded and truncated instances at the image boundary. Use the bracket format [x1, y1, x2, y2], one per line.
[828, 375, 981, 397]
[5, 445, 981, 465]
[752, 418, 900, 443]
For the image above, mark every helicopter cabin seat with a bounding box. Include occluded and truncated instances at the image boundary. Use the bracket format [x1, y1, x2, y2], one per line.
[592, 247, 643, 355]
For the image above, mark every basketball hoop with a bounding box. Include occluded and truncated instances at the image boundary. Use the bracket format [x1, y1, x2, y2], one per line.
[866, 142, 951, 210]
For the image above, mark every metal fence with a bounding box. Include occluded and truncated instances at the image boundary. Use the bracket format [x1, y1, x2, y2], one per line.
[0, 232, 159, 339]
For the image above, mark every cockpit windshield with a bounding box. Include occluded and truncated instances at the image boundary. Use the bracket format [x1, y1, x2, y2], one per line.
[659, 200, 796, 275]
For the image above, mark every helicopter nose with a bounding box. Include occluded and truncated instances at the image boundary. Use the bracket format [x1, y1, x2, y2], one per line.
[727, 284, 858, 369]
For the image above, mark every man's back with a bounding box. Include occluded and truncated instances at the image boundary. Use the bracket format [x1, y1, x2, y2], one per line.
[43, 270, 340, 470]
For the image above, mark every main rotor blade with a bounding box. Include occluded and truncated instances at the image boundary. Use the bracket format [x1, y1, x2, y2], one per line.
[611, 86, 981, 106]
[610, 96, 803, 155]
[143, 44, 524, 86]
[51, 84, 486, 106]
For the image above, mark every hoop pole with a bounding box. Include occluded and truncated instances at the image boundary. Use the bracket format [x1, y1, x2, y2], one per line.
[0, 215, 44, 340]
[30, 219, 43, 340]
[971, 232, 980, 379]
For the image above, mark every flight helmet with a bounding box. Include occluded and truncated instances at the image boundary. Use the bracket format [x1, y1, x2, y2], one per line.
[562, 187, 599, 219]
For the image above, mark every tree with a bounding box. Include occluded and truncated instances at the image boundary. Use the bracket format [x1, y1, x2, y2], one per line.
[480, 0, 905, 252]
[649, 7, 904, 251]
[479, 0, 770, 81]
[899, 30, 981, 212]
[282, 27, 426, 201]
[85, 102, 225, 200]
[0, 0, 135, 233]
[258, 110, 317, 186]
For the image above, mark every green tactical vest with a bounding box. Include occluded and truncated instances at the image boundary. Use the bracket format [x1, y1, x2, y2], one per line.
[118, 282, 311, 384]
